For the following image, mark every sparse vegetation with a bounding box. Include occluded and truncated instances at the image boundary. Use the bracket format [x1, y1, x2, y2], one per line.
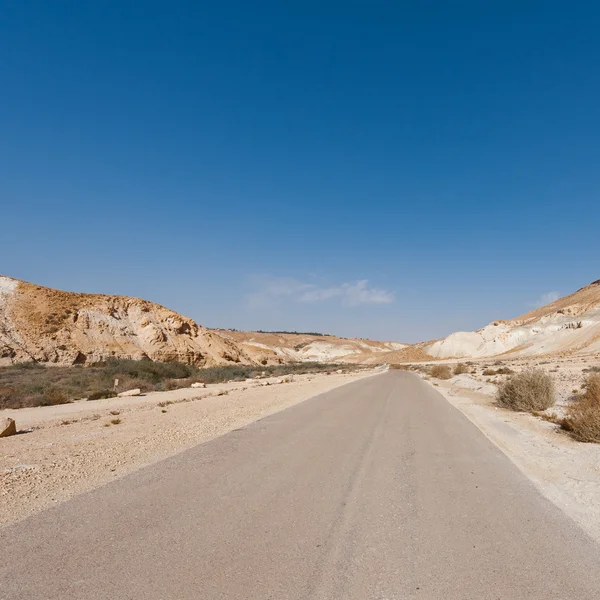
[496, 369, 555, 412]
[559, 374, 600, 443]
[430, 365, 452, 380]
[483, 367, 514, 376]
[254, 330, 331, 336]
[0, 359, 358, 409]
[453, 363, 469, 375]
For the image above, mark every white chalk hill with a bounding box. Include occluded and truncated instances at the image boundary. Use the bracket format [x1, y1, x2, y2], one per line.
[426, 281, 600, 359]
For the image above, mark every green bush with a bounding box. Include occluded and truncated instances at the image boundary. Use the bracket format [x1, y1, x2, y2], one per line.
[0, 359, 361, 408]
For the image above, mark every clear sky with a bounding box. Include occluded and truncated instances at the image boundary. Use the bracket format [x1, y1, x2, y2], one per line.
[2, 1, 599, 342]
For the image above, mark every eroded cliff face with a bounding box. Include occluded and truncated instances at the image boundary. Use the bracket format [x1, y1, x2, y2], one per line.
[0, 276, 269, 367]
[425, 281, 600, 360]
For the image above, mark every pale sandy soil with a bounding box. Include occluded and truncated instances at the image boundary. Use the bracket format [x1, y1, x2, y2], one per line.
[425, 357, 600, 543]
[0, 369, 380, 528]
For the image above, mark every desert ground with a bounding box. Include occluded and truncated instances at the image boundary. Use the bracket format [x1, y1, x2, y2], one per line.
[3, 354, 600, 548]
[4, 369, 600, 599]
[0, 368, 381, 527]
[412, 354, 600, 542]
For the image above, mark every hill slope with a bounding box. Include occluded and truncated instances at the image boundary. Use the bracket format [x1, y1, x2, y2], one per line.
[216, 330, 406, 363]
[0, 276, 266, 367]
[0, 276, 403, 367]
[425, 281, 600, 359]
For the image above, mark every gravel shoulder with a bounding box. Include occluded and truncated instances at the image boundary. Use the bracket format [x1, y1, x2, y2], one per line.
[427, 367, 600, 543]
[0, 369, 379, 528]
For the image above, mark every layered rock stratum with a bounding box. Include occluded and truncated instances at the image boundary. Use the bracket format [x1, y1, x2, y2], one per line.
[425, 280, 600, 359]
[0, 276, 403, 366]
[0, 276, 262, 367]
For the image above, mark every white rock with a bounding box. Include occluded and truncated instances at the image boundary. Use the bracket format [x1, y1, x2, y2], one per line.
[117, 388, 141, 398]
[190, 382, 206, 388]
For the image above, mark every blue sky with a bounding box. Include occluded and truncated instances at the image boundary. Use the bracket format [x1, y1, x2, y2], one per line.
[1, 1, 599, 342]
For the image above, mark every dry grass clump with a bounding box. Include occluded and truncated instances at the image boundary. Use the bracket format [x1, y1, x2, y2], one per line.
[453, 363, 469, 375]
[483, 367, 514, 376]
[559, 374, 600, 443]
[496, 369, 555, 412]
[430, 365, 452, 380]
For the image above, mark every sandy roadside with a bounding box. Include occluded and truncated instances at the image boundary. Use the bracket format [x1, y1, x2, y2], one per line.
[0, 369, 381, 528]
[426, 374, 600, 544]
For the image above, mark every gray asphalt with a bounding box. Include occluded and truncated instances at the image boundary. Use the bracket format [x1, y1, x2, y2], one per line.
[1, 371, 600, 599]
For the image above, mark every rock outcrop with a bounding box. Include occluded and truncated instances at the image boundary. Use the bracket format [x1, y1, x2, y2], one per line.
[0, 275, 406, 367]
[425, 281, 600, 359]
[0, 417, 17, 438]
[0, 276, 270, 367]
[216, 330, 406, 363]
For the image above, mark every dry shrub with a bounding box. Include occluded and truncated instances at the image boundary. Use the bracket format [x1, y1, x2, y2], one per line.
[484, 367, 514, 376]
[454, 363, 469, 375]
[0, 359, 356, 409]
[430, 365, 452, 380]
[496, 367, 514, 375]
[40, 387, 70, 406]
[496, 369, 555, 412]
[560, 374, 600, 443]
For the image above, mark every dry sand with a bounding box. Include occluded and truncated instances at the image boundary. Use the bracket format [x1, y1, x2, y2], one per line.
[425, 359, 600, 543]
[0, 369, 380, 528]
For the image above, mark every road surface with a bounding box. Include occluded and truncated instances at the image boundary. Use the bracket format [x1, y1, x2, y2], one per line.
[1, 371, 600, 599]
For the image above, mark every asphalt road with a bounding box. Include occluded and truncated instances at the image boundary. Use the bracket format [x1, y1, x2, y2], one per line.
[2, 371, 600, 599]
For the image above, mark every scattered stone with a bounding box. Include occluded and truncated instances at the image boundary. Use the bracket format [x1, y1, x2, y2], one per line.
[117, 388, 141, 398]
[4, 464, 37, 473]
[0, 418, 17, 438]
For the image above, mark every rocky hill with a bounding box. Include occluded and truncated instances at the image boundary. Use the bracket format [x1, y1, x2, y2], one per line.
[0, 276, 403, 367]
[0, 276, 271, 367]
[425, 280, 600, 359]
[216, 330, 406, 363]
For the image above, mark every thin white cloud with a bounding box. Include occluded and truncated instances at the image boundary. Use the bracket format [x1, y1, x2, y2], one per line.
[531, 291, 561, 308]
[246, 276, 395, 309]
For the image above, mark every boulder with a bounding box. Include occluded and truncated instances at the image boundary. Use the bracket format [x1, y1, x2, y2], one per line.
[1, 418, 17, 438]
[117, 388, 141, 398]
[190, 382, 206, 388]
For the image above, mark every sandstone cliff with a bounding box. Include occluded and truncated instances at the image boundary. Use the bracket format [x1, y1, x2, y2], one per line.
[0, 276, 267, 367]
